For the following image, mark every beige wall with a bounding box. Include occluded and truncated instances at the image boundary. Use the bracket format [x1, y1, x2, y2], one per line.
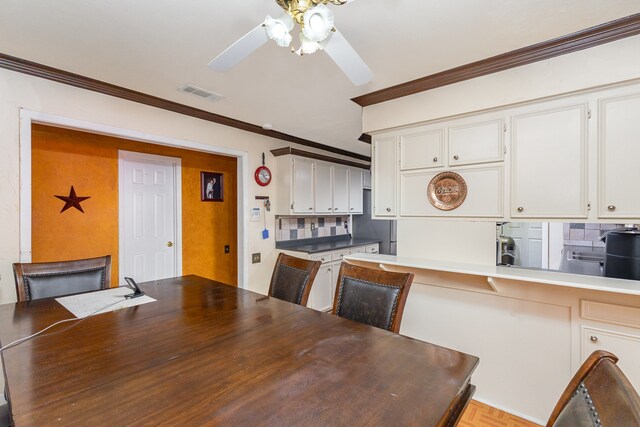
[366, 35, 640, 264]
[0, 67, 303, 303]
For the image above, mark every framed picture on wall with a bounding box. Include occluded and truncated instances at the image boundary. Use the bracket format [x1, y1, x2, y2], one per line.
[201, 172, 223, 202]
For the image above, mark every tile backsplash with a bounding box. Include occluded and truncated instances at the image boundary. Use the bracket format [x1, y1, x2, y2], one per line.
[276, 216, 348, 241]
[564, 223, 624, 248]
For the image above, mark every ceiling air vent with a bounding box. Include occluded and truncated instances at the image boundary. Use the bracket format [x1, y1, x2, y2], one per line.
[178, 84, 224, 102]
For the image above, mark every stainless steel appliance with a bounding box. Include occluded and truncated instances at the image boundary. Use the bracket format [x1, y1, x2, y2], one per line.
[601, 226, 640, 280]
[352, 189, 397, 255]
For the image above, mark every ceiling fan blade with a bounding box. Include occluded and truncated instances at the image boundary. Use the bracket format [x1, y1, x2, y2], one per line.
[320, 28, 372, 86]
[208, 23, 269, 71]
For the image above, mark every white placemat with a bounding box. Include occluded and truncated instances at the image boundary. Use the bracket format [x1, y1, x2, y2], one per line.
[56, 287, 156, 318]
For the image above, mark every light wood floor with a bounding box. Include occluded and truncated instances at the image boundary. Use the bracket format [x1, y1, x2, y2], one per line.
[459, 400, 542, 427]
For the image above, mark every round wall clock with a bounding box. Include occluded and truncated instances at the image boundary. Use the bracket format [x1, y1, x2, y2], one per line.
[254, 165, 272, 186]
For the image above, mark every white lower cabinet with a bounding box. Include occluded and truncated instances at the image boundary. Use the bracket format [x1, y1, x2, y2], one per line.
[400, 165, 503, 217]
[309, 263, 335, 312]
[581, 325, 640, 393]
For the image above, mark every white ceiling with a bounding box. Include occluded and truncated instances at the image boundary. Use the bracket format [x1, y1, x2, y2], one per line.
[1, 1, 639, 157]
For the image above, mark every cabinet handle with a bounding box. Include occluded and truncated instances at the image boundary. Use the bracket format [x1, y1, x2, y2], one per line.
[590, 335, 598, 343]
[453, 155, 459, 160]
[386, 207, 392, 212]
[608, 205, 616, 211]
[517, 207, 524, 212]
[433, 157, 438, 162]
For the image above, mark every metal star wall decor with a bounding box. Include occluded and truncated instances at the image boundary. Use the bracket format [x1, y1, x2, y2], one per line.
[55, 186, 91, 213]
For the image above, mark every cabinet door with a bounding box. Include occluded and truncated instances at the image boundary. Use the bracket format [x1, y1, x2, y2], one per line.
[401, 166, 503, 217]
[309, 263, 333, 312]
[333, 166, 349, 214]
[582, 326, 640, 393]
[599, 94, 640, 218]
[400, 128, 444, 170]
[314, 161, 334, 215]
[512, 104, 588, 218]
[373, 136, 398, 217]
[292, 157, 314, 214]
[449, 119, 504, 166]
[348, 168, 364, 214]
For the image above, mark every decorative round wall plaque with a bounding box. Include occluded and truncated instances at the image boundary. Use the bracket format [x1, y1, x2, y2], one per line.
[427, 172, 467, 211]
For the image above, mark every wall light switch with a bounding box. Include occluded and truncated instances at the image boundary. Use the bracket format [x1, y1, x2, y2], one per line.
[252, 253, 261, 264]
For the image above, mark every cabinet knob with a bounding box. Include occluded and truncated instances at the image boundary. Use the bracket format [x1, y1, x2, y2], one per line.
[308, 207, 313, 211]
[320, 258, 325, 262]
[350, 208, 354, 211]
[590, 335, 598, 343]
[386, 207, 392, 212]
[328, 208, 332, 211]
[433, 157, 438, 162]
[607, 205, 616, 211]
[517, 207, 524, 212]
[334, 208, 338, 211]
[453, 155, 459, 160]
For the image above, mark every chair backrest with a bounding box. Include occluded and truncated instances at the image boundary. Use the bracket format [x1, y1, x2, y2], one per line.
[547, 350, 640, 427]
[13, 255, 111, 302]
[332, 262, 413, 333]
[268, 253, 321, 306]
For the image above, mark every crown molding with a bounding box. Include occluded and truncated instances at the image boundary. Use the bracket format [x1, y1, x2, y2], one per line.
[0, 52, 371, 162]
[358, 133, 372, 144]
[271, 147, 370, 169]
[352, 13, 640, 107]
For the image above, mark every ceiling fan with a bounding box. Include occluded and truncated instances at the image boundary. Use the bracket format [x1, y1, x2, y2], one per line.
[208, 0, 372, 86]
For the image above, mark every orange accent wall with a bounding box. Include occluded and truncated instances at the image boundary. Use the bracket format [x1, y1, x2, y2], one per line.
[31, 124, 238, 286]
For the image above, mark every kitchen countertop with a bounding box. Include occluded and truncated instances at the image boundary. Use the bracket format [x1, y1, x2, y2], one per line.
[344, 252, 640, 296]
[276, 235, 381, 254]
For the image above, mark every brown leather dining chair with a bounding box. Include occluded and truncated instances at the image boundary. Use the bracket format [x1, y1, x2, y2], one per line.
[546, 350, 640, 427]
[268, 253, 321, 306]
[13, 255, 111, 302]
[332, 262, 413, 333]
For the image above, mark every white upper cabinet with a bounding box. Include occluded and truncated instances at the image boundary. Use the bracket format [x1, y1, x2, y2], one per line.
[333, 165, 350, 214]
[292, 157, 314, 214]
[400, 128, 444, 170]
[598, 93, 640, 219]
[511, 103, 588, 218]
[373, 136, 398, 217]
[449, 119, 504, 166]
[401, 165, 503, 217]
[349, 168, 364, 214]
[314, 161, 333, 215]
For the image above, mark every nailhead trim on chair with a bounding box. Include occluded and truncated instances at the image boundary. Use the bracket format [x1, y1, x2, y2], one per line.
[271, 264, 310, 304]
[336, 275, 402, 331]
[575, 382, 602, 427]
[23, 267, 107, 301]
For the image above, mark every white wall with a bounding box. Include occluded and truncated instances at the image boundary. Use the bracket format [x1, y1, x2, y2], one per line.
[367, 35, 640, 265]
[0, 67, 305, 303]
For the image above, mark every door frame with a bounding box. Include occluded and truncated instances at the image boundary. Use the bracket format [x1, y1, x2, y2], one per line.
[19, 109, 249, 288]
[118, 150, 183, 284]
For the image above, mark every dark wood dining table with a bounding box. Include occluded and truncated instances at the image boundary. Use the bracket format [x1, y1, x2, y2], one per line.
[0, 275, 478, 426]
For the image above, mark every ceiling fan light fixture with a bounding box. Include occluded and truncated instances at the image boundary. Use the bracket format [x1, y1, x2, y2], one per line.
[264, 14, 294, 47]
[302, 4, 334, 42]
[299, 32, 322, 54]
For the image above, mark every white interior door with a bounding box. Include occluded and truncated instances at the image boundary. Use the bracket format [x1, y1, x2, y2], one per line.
[503, 222, 549, 268]
[119, 151, 181, 284]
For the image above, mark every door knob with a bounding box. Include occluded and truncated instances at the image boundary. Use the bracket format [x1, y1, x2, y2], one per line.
[433, 157, 438, 162]
[517, 207, 524, 212]
[386, 207, 392, 212]
[167, 241, 174, 247]
[590, 335, 598, 343]
[607, 205, 616, 211]
[453, 155, 459, 160]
